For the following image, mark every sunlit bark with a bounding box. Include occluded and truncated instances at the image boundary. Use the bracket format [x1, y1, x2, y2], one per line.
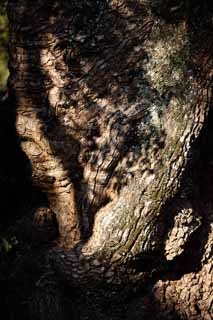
[8, 1, 213, 319]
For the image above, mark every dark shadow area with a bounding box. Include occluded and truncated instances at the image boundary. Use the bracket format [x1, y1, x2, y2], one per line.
[0, 93, 50, 319]
[0, 91, 47, 222]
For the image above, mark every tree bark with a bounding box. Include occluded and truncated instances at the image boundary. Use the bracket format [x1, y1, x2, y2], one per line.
[7, 0, 213, 319]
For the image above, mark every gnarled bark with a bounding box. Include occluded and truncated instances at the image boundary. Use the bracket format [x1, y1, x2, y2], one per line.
[7, 0, 213, 319]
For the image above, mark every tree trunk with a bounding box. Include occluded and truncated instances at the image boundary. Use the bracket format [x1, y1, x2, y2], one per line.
[7, 0, 213, 319]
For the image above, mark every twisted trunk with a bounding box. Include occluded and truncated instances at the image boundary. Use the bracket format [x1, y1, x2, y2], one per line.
[7, 0, 213, 319]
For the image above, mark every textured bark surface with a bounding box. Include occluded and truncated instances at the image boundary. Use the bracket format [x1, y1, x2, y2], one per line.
[5, 0, 213, 319]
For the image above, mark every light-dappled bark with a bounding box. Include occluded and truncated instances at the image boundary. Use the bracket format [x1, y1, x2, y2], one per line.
[7, 1, 213, 319]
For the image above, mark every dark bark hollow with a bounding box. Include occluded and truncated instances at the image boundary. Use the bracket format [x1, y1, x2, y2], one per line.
[7, 0, 213, 319]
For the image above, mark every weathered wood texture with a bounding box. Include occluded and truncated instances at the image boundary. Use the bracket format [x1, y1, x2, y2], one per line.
[7, 1, 213, 319]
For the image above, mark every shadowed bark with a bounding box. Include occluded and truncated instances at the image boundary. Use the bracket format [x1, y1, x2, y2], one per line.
[6, 0, 213, 319]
